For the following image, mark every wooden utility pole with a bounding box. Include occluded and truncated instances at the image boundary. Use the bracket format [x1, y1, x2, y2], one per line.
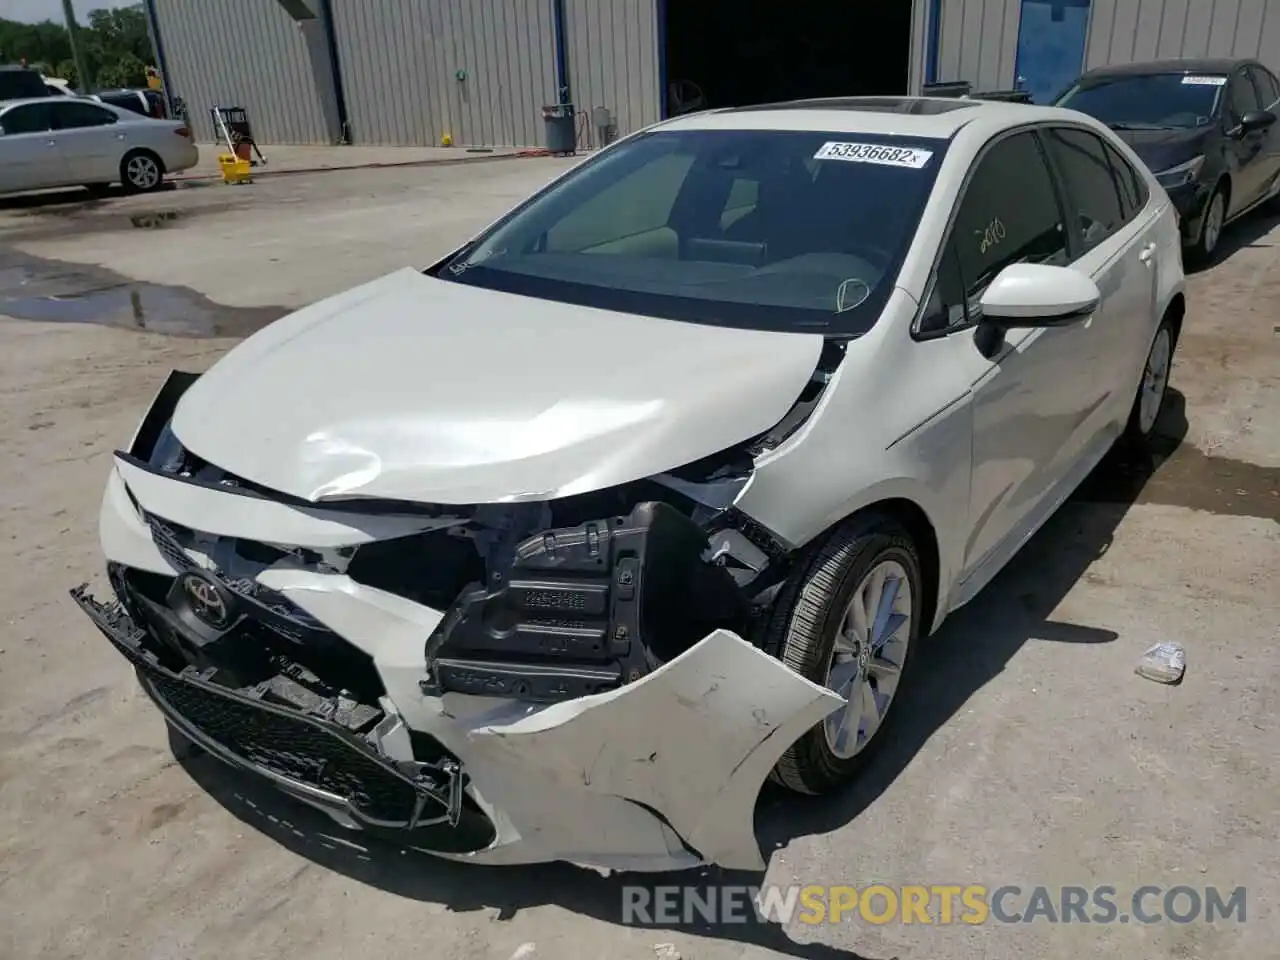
[59, 0, 92, 93]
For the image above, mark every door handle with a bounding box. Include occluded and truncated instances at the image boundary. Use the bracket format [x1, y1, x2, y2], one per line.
[46, 139, 57, 147]
[1139, 242, 1157, 264]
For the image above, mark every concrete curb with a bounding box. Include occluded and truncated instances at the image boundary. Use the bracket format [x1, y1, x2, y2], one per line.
[173, 148, 557, 183]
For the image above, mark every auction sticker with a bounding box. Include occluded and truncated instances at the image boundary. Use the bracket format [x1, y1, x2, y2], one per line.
[814, 141, 933, 168]
[1181, 75, 1226, 86]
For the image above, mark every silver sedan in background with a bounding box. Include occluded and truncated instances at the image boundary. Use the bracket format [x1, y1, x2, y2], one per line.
[0, 96, 198, 197]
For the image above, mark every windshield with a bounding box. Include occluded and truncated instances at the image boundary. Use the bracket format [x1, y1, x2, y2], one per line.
[1055, 73, 1224, 129]
[433, 128, 947, 334]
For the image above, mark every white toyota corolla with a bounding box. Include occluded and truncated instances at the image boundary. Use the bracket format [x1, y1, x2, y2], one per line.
[73, 95, 1184, 873]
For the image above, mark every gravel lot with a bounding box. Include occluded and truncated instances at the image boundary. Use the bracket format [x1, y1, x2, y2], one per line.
[0, 162, 1276, 960]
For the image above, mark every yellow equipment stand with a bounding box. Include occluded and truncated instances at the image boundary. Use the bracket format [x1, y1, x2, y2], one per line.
[217, 153, 253, 184]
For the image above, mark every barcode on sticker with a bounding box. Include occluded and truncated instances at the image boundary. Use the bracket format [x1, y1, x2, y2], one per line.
[814, 141, 933, 168]
[1181, 75, 1226, 86]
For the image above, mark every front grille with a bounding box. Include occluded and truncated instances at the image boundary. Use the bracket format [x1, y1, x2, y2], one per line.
[143, 668, 420, 823]
[145, 512, 326, 637]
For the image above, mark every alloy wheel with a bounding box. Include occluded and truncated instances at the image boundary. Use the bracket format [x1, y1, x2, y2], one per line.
[127, 155, 160, 190]
[1138, 326, 1172, 436]
[824, 559, 912, 760]
[1202, 192, 1224, 255]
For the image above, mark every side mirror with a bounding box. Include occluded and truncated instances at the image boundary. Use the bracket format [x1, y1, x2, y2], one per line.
[1240, 109, 1277, 134]
[978, 263, 1101, 328]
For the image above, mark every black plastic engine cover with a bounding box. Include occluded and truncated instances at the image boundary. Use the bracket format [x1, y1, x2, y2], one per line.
[424, 501, 750, 703]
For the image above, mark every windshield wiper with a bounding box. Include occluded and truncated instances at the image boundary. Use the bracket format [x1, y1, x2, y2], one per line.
[1107, 121, 1165, 131]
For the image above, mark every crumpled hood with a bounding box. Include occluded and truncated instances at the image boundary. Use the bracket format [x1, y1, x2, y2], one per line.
[1113, 125, 1211, 174]
[172, 268, 825, 505]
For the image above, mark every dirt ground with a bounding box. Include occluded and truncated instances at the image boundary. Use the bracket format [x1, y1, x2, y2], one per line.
[0, 163, 1276, 960]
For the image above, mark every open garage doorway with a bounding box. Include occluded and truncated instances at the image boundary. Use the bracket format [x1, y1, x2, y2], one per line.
[663, 1, 915, 116]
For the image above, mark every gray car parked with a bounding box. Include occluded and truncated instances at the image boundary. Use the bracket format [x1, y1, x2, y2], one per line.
[0, 96, 199, 196]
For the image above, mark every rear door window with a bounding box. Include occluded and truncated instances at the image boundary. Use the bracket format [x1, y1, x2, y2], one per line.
[50, 101, 118, 129]
[1042, 127, 1127, 254]
[1102, 140, 1148, 220]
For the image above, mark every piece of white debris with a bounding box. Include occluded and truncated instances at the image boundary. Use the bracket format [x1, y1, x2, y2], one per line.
[653, 944, 682, 960]
[509, 943, 537, 960]
[1136, 642, 1186, 684]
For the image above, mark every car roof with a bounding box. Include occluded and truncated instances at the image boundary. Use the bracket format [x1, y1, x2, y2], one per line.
[0, 96, 52, 109]
[656, 95, 1091, 139]
[1082, 57, 1254, 79]
[0, 95, 141, 117]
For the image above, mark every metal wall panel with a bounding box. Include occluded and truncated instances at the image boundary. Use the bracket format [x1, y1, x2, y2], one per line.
[152, 0, 330, 144]
[936, 0, 1023, 89]
[1085, 0, 1280, 71]
[563, 0, 661, 143]
[330, 0, 557, 147]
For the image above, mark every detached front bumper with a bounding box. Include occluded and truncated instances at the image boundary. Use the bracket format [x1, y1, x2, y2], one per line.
[75, 575, 841, 871]
[76, 391, 843, 870]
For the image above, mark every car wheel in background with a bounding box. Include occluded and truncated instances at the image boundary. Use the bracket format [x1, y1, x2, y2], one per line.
[120, 149, 165, 193]
[761, 512, 924, 795]
[1187, 183, 1226, 264]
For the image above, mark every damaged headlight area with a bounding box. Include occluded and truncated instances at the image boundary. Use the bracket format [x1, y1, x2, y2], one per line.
[118, 354, 839, 708]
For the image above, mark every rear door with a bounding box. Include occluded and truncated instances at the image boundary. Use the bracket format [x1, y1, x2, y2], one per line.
[48, 100, 124, 183]
[0, 102, 68, 192]
[1041, 124, 1161, 438]
[1222, 67, 1269, 213]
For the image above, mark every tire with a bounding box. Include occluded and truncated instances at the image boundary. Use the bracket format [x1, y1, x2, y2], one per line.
[1122, 313, 1176, 448]
[1186, 183, 1226, 264]
[761, 513, 924, 795]
[120, 149, 165, 193]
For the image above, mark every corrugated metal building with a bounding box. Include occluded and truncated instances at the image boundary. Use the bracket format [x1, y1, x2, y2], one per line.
[145, 0, 1280, 148]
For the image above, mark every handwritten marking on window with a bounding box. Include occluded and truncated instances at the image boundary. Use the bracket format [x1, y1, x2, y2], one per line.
[977, 217, 1007, 255]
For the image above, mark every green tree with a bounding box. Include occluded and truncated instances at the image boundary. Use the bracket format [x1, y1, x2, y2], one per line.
[54, 58, 79, 87]
[96, 51, 145, 89]
[1, 5, 153, 92]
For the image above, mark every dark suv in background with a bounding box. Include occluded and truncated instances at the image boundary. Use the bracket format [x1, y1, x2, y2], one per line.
[1055, 57, 1280, 261]
[0, 64, 50, 100]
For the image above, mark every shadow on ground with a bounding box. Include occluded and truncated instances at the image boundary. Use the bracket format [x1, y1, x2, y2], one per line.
[178, 395, 1190, 959]
[0, 181, 185, 213]
[1187, 204, 1280, 273]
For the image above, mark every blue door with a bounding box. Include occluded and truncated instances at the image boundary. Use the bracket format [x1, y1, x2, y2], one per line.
[1014, 0, 1092, 104]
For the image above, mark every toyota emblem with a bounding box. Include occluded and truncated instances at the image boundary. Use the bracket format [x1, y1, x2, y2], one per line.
[180, 573, 233, 628]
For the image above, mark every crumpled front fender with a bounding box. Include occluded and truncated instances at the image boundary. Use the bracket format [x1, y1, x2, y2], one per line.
[451, 629, 845, 871]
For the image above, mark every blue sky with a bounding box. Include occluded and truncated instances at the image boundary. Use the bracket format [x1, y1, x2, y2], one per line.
[5, 0, 133, 24]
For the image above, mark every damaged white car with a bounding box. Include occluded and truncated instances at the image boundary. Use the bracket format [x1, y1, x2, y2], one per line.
[73, 96, 1185, 872]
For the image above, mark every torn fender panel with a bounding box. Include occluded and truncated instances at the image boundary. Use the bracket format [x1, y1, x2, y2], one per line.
[113, 455, 445, 548]
[456, 631, 844, 871]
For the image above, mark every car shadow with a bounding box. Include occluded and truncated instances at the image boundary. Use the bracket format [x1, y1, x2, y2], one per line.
[174, 392, 1189, 959]
[0, 181, 179, 212]
[1189, 203, 1280, 272]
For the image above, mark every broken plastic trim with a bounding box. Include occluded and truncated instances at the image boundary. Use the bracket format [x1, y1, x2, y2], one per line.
[423, 500, 752, 703]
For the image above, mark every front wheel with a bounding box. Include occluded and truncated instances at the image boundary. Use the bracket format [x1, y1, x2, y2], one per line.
[762, 514, 923, 795]
[1187, 184, 1226, 264]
